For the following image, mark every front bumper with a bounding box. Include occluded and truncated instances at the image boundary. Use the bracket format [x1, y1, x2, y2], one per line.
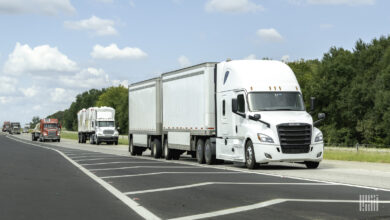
[42, 135, 60, 140]
[253, 142, 323, 163]
[97, 136, 118, 142]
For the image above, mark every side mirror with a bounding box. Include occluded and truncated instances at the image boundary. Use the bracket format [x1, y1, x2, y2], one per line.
[310, 97, 315, 112]
[249, 114, 261, 121]
[117, 127, 120, 130]
[318, 113, 325, 120]
[232, 98, 238, 113]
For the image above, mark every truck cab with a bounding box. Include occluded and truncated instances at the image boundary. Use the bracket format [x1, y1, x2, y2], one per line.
[2, 121, 10, 132]
[93, 120, 119, 145]
[38, 118, 61, 142]
[215, 60, 325, 169]
[10, 122, 21, 134]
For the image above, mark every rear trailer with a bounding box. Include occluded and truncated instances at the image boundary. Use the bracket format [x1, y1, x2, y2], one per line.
[128, 78, 163, 157]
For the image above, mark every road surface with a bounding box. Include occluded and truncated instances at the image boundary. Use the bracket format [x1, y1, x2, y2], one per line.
[1, 133, 390, 219]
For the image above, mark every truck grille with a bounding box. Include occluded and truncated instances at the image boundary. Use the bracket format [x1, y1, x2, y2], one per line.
[277, 123, 311, 154]
[48, 131, 57, 137]
[103, 130, 114, 135]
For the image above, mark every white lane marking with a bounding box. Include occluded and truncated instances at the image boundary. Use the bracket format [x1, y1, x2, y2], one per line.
[169, 199, 285, 220]
[169, 198, 390, 220]
[124, 182, 334, 195]
[90, 166, 203, 171]
[71, 155, 117, 159]
[66, 153, 105, 157]
[101, 172, 241, 179]
[6, 136, 161, 220]
[74, 157, 128, 162]
[82, 161, 166, 166]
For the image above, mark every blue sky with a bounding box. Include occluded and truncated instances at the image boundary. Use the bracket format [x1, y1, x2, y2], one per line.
[0, 0, 389, 125]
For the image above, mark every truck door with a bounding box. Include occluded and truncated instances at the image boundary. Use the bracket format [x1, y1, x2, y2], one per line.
[231, 91, 247, 161]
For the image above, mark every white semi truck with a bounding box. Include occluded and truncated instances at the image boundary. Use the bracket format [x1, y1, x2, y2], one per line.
[128, 60, 325, 169]
[77, 106, 119, 145]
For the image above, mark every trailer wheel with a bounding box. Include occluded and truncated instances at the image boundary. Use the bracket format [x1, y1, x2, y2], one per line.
[152, 139, 162, 158]
[204, 139, 215, 165]
[172, 150, 181, 160]
[245, 140, 259, 169]
[305, 161, 320, 169]
[196, 139, 205, 164]
[163, 139, 172, 160]
[129, 138, 137, 156]
[114, 141, 118, 145]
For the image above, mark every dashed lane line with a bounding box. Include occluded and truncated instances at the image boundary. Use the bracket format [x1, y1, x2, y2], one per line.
[90, 166, 204, 171]
[74, 157, 129, 162]
[82, 161, 167, 166]
[124, 182, 335, 195]
[101, 172, 242, 179]
[169, 199, 390, 220]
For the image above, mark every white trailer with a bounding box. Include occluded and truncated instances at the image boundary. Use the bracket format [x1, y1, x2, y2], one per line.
[129, 60, 326, 169]
[77, 107, 119, 145]
[128, 78, 162, 157]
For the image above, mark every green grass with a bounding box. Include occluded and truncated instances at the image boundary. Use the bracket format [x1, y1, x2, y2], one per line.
[61, 131, 129, 145]
[61, 132, 78, 140]
[324, 149, 390, 163]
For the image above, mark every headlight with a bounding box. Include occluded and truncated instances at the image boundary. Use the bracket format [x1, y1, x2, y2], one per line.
[257, 133, 274, 143]
[315, 132, 323, 142]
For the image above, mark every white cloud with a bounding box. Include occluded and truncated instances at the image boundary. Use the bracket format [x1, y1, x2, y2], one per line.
[0, 76, 18, 95]
[0, 0, 75, 15]
[205, 0, 264, 13]
[3, 43, 78, 76]
[178, 55, 191, 68]
[244, 54, 257, 60]
[59, 68, 110, 89]
[51, 88, 67, 102]
[256, 28, 284, 42]
[91, 44, 147, 59]
[96, 0, 113, 3]
[281, 55, 290, 62]
[20, 86, 39, 97]
[307, 0, 375, 6]
[112, 79, 129, 87]
[64, 16, 118, 36]
[320, 24, 334, 29]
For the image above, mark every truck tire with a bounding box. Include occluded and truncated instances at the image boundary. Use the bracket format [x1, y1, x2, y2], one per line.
[204, 139, 216, 165]
[196, 139, 205, 164]
[152, 139, 162, 158]
[31, 134, 35, 141]
[58, 139, 61, 143]
[114, 141, 118, 145]
[78, 134, 81, 143]
[245, 140, 259, 169]
[172, 150, 181, 160]
[163, 139, 173, 160]
[129, 138, 137, 156]
[305, 161, 320, 169]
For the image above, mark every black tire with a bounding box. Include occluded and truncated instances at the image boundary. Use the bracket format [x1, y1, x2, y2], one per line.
[78, 134, 81, 143]
[163, 139, 173, 160]
[152, 139, 162, 158]
[96, 138, 100, 145]
[245, 140, 259, 169]
[172, 150, 181, 160]
[196, 139, 205, 164]
[114, 141, 118, 145]
[204, 139, 216, 165]
[129, 138, 137, 156]
[58, 139, 61, 143]
[31, 134, 35, 141]
[305, 161, 320, 169]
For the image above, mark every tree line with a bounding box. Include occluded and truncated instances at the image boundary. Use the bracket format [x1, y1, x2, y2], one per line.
[38, 36, 390, 145]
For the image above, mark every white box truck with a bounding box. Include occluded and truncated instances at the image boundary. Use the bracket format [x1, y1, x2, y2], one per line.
[77, 106, 119, 145]
[129, 60, 325, 169]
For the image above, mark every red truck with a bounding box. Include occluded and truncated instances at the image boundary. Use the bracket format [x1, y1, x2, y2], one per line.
[2, 121, 10, 132]
[32, 118, 61, 142]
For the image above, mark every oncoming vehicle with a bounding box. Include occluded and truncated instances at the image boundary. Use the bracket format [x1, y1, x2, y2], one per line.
[128, 60, 325, 169]
[2, 121, 10, 132]
[37, 119, 61, 142]
[9, 122, 21, 135]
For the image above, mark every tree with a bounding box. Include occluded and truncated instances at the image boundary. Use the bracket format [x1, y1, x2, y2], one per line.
[29, 116, 40, 129]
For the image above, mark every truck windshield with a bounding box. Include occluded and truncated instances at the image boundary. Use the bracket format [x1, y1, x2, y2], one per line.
[44, 123, 58, 128]
[98, 121, 115, 127]
[248, 92, 305, 111]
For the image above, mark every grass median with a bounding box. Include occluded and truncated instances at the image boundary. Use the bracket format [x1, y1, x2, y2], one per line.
[324, 149, 390, 163]
[60, 131, 129, 145]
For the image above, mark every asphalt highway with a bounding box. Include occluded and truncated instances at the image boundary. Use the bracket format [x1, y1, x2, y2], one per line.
[1, 133, 390, 220]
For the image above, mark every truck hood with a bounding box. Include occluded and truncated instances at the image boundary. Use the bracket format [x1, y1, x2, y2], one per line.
[257, 111, 313, 127]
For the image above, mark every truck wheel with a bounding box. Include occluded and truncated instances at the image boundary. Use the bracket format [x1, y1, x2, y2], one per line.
[245, 140, 259, 169]
[305, 161, 320, 169]
[129, 138, 137, 156]
[172, 150, 181, 160]
[114, 141, 118, 145]
[196, 139, 205, 164]
[31, 135, 34, 141]
[152, 139, 162, 158]
[163, 139, 172, 160]
[204, 139, 216, 165]
[58, 139, 61, 143]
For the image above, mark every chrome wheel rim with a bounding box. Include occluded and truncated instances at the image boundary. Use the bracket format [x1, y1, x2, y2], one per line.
[246, 146, 253, 165]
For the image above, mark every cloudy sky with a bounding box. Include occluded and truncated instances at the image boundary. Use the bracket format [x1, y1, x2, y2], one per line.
[0, 0, 388, 125]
